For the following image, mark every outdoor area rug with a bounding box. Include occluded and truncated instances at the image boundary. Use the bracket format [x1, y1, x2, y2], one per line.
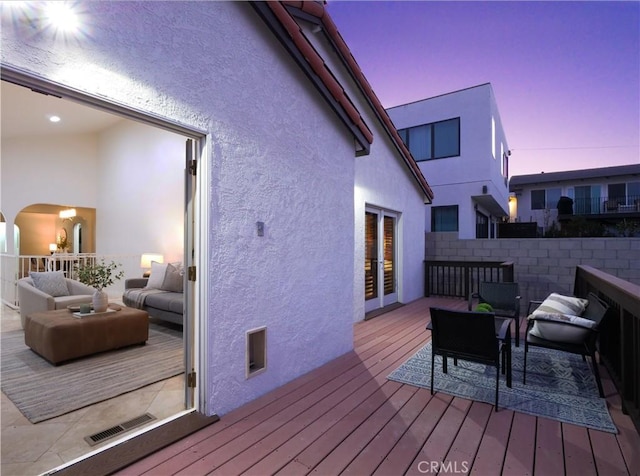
[1, 323, 183, 423]
[388, 341, 617, 433]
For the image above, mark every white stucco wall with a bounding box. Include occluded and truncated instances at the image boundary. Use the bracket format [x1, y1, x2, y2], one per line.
[297, 19, 428, 320]
[387, 84, 510, 239]
[1, 1, 354, 416]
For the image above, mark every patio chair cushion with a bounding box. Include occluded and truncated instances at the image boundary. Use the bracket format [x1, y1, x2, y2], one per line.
[30, 271, 70, 297]
[528, 293, 591, 343]
[531, 293, 589, 317]
[529, 311, 596, 343]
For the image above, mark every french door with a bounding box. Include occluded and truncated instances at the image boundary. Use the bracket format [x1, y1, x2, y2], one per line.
[365, 207, 398, 313]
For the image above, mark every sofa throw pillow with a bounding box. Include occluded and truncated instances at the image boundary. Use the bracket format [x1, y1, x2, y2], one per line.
[529, 311, 596, 344]
[146, 262, 168, 290]
[30, 271, 69, 297]
[160, 262, 184, 293]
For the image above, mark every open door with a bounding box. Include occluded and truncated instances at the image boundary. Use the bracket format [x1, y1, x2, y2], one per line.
[184, 138, 198, 409]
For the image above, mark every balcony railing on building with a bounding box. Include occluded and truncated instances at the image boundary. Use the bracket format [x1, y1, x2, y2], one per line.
[567, 194, 640, 216]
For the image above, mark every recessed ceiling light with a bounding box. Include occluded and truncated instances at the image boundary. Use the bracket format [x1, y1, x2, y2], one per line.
[49, 115, 61, 123]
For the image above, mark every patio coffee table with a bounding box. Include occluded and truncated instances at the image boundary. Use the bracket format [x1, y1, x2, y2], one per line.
[23, 304, 149, 365]
[427, 316, 512, 387]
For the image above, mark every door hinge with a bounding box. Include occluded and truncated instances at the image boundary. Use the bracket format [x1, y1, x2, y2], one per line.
[188, 159, 197, 176]
[187, 371, 197, 388]
[188, 266, 196, 281]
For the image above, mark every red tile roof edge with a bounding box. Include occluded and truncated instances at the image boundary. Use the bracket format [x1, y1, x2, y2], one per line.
[280, 0, 434, 202]
[267, 1, 374, 146]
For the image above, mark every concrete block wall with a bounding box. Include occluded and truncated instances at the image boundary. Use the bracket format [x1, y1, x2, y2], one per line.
[426, 232, 640, 311]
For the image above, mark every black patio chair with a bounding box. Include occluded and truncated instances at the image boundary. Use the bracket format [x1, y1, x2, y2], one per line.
[429, 307, 507, 411]
[523, 292, 609, 397]
[469, 281, 521, 346]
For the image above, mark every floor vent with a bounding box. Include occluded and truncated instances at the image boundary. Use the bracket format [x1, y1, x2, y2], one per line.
[84, 413, 156, 446]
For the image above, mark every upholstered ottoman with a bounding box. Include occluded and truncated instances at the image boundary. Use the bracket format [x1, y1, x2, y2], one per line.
[24, 304, 149, 365]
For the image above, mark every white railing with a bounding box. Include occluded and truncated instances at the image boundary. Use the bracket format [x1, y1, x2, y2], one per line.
[0, 253, 141, 308]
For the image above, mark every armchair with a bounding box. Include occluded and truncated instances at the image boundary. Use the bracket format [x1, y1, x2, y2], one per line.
[469, 281, 521, 346]
[17, 274, 95, 328]
[429, 307, 508, 411]
[523, 292, 609, 397]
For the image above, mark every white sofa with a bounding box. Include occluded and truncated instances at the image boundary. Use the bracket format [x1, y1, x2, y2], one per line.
[17, 274, 95, 328]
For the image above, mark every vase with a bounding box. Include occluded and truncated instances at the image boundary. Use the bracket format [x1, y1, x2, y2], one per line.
[92, 290, 109, 313]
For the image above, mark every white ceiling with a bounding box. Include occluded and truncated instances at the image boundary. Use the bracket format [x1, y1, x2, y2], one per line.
[1, 80, 123, 139]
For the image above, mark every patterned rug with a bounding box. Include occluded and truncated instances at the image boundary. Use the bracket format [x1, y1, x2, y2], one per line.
[1, 323, 183, 423]
[388, 342, 617, 433]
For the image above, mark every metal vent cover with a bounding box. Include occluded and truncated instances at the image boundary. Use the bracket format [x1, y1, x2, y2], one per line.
[84, 413, 156, 446]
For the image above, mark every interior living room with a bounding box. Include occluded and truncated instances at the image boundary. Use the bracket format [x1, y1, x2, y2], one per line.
[0, 80, 191, 475]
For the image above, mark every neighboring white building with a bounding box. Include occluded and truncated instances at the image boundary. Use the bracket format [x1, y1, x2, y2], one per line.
[509, 164, 640, 235]
[0, 0, 433, 464]
[387, 83, 510, 239]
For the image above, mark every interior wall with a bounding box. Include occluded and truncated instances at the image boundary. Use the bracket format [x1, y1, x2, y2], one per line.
[1, 134, 100, 222]
[13, 213, 57, 255]
[1, 113, 184, 265]
[97, 120, 185, 263]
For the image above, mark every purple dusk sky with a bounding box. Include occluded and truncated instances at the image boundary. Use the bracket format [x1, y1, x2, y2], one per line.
[327, 1, 640, 177]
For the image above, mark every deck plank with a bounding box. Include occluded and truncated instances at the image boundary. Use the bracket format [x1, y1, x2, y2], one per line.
[534, 418, 564, 476]
[113, 297, 637, 476]
[562, 424, 597, 476]
[404, 397, 472, 476]
[340, 388, 433, 475]
[443, 401, 493, 473]
[461, 404, 513, 476]
[501, 411, 536, 476]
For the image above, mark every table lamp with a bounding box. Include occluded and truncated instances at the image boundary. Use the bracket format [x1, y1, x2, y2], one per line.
[140, 253, 163, 277]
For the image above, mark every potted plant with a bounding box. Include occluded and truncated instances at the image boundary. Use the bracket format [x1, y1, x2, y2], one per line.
[76, 259, 124, 312]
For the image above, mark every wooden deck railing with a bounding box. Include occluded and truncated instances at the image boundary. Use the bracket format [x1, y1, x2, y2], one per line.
[424, 260, 514, 298]
[574, 264, 640, 435]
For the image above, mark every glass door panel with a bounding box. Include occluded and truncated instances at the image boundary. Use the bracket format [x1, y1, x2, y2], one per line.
[383, 216, 395, 296]
[365, 207, 398, 312]
[365, 211, 378, 301]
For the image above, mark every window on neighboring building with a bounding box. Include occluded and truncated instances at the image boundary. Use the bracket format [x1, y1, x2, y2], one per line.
[608, 181, 640, 207]
[608, 183, 626, 205]
[531, 188, 562, 210]
[628, 182, 640, 204]
[431, 205, 458, 232]
[546, 188, 562, 209]
[531, 190, 546, 210]
[476, 211, 489, 238]
[399, 117, 460, 161]
[491, 117, 496, 159]
[575, 185, 600, 214]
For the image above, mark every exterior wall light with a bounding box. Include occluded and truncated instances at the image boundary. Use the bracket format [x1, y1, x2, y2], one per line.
[43, 2, 79, 33]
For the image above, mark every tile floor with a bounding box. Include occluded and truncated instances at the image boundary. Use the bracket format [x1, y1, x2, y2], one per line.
[1, 304, 185, 476]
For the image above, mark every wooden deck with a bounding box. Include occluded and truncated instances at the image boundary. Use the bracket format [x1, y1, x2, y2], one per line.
[117, 297, 640, 475]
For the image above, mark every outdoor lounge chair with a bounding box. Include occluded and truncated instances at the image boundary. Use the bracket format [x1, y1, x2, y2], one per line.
[429, 307, 508, 411]
[523, 292, 609, 397]
[469, 281, 521, 346]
